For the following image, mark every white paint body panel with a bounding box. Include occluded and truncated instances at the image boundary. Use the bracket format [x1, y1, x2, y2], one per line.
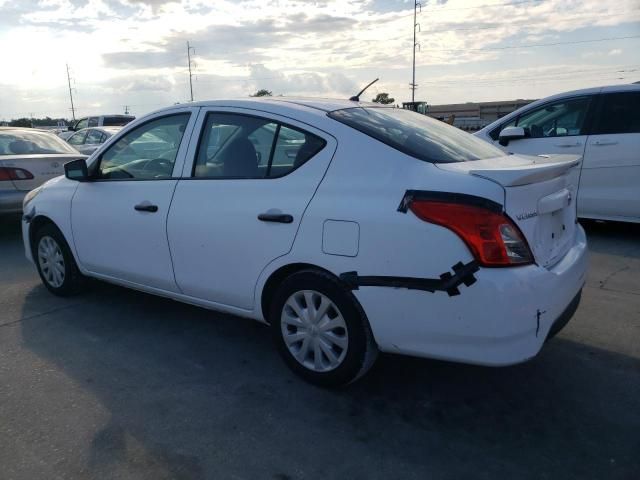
[23, 98, 588, 367]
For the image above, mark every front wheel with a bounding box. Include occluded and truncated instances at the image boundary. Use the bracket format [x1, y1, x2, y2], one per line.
[270, 270, 378, 387]
[33, 223, 86, 296]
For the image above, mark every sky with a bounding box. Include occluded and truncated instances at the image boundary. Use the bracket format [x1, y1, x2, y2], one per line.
[0, 0, 639, 121]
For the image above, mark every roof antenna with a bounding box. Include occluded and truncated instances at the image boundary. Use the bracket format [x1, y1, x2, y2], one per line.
[349, 78, 379, 102]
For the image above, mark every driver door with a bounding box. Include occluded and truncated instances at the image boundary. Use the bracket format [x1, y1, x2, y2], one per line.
[71, 108, 198, 292]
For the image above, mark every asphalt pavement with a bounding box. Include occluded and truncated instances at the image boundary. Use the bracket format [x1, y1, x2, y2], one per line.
[0, 214, 638, 480]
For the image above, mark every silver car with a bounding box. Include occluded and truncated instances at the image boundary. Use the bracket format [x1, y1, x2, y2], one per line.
[0, 127, 86, 214]
[66, 127, 121, 155]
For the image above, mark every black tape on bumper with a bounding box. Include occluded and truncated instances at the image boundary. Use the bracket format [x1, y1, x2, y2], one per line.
[340, 260, 480, 297]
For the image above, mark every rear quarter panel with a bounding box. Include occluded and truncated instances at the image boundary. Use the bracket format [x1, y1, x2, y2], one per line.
[254, 123, 505, 321]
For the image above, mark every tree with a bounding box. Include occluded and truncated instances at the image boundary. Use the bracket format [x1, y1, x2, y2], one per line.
[251, 89, 272, 97]
[372, 93, 395, 104]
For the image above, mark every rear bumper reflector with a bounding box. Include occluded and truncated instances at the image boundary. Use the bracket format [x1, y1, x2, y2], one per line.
[340, 260, 479, 297]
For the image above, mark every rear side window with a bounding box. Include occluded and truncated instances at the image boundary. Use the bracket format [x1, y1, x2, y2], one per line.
[193, 113, 326, 178]
[103, 116, 135, 127]
[593, 92, 640, 134]
[328, 107, 504, 163]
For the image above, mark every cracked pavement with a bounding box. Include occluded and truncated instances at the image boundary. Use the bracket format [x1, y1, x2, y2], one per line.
[0, 215, 638, 480]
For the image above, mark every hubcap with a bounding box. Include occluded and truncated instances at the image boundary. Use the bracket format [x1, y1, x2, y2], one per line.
[37, 236, 65, 288]
[281, 290, 348, 372]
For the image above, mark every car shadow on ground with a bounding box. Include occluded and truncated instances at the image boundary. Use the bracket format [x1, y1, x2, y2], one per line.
[18, 278, 640, 480]
[581, 219, 640, 258]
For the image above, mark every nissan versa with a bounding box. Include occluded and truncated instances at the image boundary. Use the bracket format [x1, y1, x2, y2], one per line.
[21, 98, 588, 386]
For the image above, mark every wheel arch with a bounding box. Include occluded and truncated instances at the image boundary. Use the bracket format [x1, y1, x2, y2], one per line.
[28, 215, 75, 261]
[260, 262, 338, 323]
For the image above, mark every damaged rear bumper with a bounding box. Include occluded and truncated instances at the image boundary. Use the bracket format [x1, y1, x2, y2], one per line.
[352, 225, 588, 367]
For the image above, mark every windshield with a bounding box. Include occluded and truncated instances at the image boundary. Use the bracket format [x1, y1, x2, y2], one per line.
[0, 129, 78, 156]
[328, 107, 505, 163]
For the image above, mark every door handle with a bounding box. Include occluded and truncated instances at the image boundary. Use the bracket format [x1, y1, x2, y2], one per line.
[554, 142, 582, 148]
[258, 212, 293, 223]
[592, 140, 618, 146]
[134, 203, 158, 213]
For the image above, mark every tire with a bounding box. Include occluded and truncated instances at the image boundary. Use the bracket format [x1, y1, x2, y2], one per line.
[270, 269, 378, 387]
[32, 223, 86, 296]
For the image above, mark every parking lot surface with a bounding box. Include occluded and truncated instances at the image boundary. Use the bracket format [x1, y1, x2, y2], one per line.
[0, 215, 638, 480]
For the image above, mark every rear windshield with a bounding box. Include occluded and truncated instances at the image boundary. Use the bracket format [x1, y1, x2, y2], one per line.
[328, 107, 504, 163]
[0, 130, 77, 156]
[103, 116, 135, 127]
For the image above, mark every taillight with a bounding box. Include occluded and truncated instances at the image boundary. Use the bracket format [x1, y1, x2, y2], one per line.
[0, 167, 34, 181]
[408, 200, 534, 267]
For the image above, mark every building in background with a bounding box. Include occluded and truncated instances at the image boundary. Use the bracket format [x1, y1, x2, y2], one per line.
[427, 99, 536, 131]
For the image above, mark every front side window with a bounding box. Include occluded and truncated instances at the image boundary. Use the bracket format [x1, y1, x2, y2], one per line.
[88, 117, 99, 127]
[193, 113, 326, 178]
[515, 97, 591, 138]
[96, 113, 190, 180]
[75, 118, 89, 130]
[68, 131, 87, 146]
[593, 92, 640, 135]
[329, 107, 504, 163]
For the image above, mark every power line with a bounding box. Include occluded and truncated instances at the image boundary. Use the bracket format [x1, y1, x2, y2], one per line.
[418, 11, 638, 35]
[420, 34, 640, 52]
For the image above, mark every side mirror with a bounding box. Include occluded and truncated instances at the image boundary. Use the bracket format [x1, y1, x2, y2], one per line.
[68, 126, 74, 131]
[498, 126, 526, 146]
[64, 158, 90, 182]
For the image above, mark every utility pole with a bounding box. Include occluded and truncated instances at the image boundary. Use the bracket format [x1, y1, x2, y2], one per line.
[411, 1, 421, 103]
[66, 63, 76, 121]
[187, 41, 195, 102]
[124, 105, 130, 115]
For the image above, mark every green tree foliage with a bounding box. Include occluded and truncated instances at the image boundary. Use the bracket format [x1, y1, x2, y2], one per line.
[372, 93, 395, 105]
[7, 117, 69, 127]
[251, 89, 273, 97]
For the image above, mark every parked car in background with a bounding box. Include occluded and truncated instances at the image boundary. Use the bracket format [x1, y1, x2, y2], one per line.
[0, 127, 85, 214]
[59, 115, 134, 140]
[22, 98, 587, 386]
[475, 84, 640, 223]
[66, 127, 121, 155]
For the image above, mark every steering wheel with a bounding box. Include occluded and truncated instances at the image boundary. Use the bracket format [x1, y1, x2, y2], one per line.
[141, 158, 173, 176]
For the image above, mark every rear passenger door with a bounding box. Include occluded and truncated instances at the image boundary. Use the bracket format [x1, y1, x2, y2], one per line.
[167, 108, 336, 310]
[579, 89, 640, 220]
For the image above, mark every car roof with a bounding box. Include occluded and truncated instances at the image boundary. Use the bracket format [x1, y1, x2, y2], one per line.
[0, 127, 55, 134]
[187, 96, 385, 113]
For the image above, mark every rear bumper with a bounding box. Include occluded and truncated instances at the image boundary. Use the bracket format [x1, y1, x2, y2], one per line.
[0, 190, 26, 214]
[354, 225, 588, 366]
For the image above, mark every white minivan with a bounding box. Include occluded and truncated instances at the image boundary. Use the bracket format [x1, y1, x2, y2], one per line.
[475, 84, 640, 223]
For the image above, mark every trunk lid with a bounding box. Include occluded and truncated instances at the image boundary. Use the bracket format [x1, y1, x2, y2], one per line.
[437, 154, 581, 268]
[0, 154, 86, 191]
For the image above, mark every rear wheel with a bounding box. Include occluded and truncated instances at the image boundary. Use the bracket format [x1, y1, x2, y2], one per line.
[270, 270, 378, 387]
[33, 223, 85, 296]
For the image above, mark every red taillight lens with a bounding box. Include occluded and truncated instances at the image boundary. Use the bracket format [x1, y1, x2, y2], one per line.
[0, 167, 34, 181]
[408, 200, 534, 267]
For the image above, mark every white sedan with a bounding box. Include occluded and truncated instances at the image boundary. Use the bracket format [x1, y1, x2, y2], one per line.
[475, 84, 640, 223]
[0, 127, 86, 214]
[66, 127, 121, 155]
[21, 98, 587, 386]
